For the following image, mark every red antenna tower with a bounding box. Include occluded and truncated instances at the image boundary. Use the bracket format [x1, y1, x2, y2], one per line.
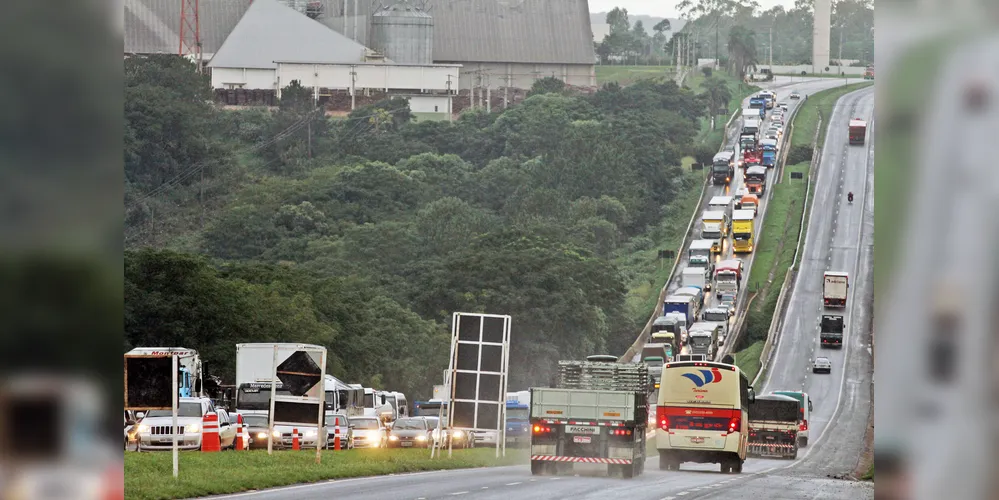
[179, 0, 203, 72]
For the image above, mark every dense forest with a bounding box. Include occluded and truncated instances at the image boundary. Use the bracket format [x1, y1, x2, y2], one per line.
[596, 0, 874, 68]
[124, 55, 718, 399]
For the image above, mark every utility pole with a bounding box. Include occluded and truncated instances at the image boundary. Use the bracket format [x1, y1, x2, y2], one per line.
[485, 73, 491, 114]
[446, 74, 453, 121]
[837, 23, 844, 69]
[769, 25, 774, 68]
[349, 65, 357, 110]
[352, 0, 358, 41]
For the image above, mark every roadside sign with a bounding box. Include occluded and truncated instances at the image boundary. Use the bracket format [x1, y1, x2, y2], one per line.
[276, 350, 322, 396]
[658, 250, 675, 259]
[790, 171, 804, 179]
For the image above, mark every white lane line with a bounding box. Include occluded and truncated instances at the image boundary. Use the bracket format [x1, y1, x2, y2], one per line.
[450, 492, 469, 496]
[505, 482, 521, 486]
[661, 497, 676, 500]
[677, 492, 690, 496]
[550, 477, 561, 480]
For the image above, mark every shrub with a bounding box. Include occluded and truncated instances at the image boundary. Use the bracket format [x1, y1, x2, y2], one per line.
[787, 144, 812, 165]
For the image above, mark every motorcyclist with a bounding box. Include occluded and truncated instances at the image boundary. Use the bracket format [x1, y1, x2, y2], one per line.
[848, 191, 854, 203]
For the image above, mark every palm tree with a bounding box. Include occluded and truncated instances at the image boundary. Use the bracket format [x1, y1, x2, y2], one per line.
[727, 25, 759, 79]
[700, 76, 732, 129]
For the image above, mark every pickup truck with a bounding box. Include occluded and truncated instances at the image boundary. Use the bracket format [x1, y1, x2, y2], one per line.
[530, 357, 651, 478]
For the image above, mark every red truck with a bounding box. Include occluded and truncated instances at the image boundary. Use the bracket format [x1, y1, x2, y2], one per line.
[848, 119, 867, 145]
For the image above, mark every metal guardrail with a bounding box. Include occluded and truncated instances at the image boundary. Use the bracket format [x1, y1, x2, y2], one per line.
[618, 106, 743, 364]
[751, 112, 824, 388]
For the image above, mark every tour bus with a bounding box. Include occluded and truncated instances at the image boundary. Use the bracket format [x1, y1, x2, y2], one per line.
[656, 361, 755, 473]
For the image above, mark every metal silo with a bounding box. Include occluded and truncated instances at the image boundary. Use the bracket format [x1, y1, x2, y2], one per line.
[369, 1, 433, 64]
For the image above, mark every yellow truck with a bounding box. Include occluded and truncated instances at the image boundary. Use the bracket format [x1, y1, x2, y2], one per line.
[732, 210, 755, 253]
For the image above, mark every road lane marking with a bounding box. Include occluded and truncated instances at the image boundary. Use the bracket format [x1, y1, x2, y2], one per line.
[677, 492, 689, 496]
[450, 492, 469, 496]
[505, 482, 521, 486]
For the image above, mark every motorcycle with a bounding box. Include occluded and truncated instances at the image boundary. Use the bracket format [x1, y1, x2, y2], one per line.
[847, 192, 854, 204]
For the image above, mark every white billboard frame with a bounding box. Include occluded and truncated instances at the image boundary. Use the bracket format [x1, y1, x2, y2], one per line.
[443, 312, 511, 458]
[264, 344, 327, 464]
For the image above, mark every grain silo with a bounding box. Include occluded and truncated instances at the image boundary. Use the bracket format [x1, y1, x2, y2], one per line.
[369, 1, 433, 64]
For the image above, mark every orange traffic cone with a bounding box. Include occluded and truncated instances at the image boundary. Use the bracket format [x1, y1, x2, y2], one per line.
[292, 428, 300, 451]
[234, 413, 246, 451]
[334, 424, 341, 451]
[201, 412, 221, 452]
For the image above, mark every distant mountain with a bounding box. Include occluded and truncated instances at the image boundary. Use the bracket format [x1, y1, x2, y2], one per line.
[590, 12, 686, 35]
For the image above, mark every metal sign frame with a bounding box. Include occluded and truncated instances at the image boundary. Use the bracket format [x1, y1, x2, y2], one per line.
[264, 344, 327, 464]
[443, 312, 511, 458]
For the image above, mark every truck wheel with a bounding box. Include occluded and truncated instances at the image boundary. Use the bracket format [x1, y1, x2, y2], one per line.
[531, 460, 545, 475]
[659, 452, 670, 470]
[622, 463, 635, 479]
[733, 460, 744, 473]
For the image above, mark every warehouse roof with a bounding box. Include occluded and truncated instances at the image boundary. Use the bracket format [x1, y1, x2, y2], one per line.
[427, 0, 595, 64]
[125, 0, 595, 65]
[124, 0, 251, 54]
[208, 0, 367, 69]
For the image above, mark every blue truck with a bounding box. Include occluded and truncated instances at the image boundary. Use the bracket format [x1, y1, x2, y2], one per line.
[761, 144, 776, 167]
[748, 97, 766, 117]
[505, 397, 531, 448]
[663, 294, 697, 327]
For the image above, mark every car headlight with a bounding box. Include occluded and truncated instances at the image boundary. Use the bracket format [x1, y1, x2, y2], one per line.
[366, 434, 378, 441]
[272, 429, 281, 438]
[257, 432, 268, 439]
[452, 430, 464, 439]
[185, 423, 200, 434]
[137, 424, 150, 434]
[416, 435, 427, 442]
[389, 435, 399, 441]
[305, 429, 317, 437]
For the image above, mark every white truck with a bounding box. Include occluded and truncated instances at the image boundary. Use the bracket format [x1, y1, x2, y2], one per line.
[708, 196, 734, 219]
[125, 347, 204, 398]
[681, 266, 711, 292]
[822, 272, 849, 308]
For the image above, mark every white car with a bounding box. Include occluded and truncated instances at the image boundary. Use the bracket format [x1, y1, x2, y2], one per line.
[350, 416, 388, 448]
[790, 91, 802, 99]
[812, 357, 832, 374]
[135, 398, 237, 451]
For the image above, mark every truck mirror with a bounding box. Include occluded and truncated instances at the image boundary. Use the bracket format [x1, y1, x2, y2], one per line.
[195, 379, 202, 394]
[136, 411, 145, 419]
[747, 387, 756, 404]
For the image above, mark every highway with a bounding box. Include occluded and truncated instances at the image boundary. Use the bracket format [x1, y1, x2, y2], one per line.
[200, 78, 874, 500]
[629, 75, 865, 361]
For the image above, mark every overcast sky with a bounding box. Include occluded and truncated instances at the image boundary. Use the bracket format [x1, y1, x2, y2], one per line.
[589, 0, 793, 20]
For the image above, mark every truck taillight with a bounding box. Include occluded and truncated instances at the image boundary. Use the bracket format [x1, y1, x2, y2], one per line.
[533, 425, 553, 434]
[611, 428, 633, 436]
[728, 417, 740, 434]
[800, 420, 808, 431]
[824, 298, 830, 305]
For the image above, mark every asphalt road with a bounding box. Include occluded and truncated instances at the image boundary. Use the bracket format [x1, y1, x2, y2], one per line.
[200, 78, 874, 500]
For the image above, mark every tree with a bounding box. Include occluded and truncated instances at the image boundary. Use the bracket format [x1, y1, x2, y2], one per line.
[727, 25, 759, 79]
[652, 18, 672, 35]
[606, 7, 631, 34]
[699, 76, 732, 128]
[527, 76, 567, 97]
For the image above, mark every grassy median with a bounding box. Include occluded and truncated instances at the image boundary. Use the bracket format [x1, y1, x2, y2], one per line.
[125, 448, 529, 500]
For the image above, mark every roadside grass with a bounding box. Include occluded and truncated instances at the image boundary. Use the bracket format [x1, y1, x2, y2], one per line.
[595, 65, 673, 86]
[617, 163, 703, 322]
[125, 448, 529, 500]
[733, 340, 764, 383]
[861, 463, 874, 480]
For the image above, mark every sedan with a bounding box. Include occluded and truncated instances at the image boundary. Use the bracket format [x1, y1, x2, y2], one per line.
[350, 417, 388, 448]
[812, 357, 832, 374]
[790, 91, 802, 100]
[387, 417, 432, 448]
[241, 414, 279, 450]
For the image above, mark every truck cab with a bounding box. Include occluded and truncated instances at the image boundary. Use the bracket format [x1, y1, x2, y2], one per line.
[745, 166, 768, 195]
[739, 194, 759, 216]
[711, 151, 736, 185]
[819, 314, 845, 348]
[760, 139, 778, 168]
[731, 210, 756, 254]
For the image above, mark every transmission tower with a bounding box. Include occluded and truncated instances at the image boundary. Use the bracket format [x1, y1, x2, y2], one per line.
[179, 0, 203, 72]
